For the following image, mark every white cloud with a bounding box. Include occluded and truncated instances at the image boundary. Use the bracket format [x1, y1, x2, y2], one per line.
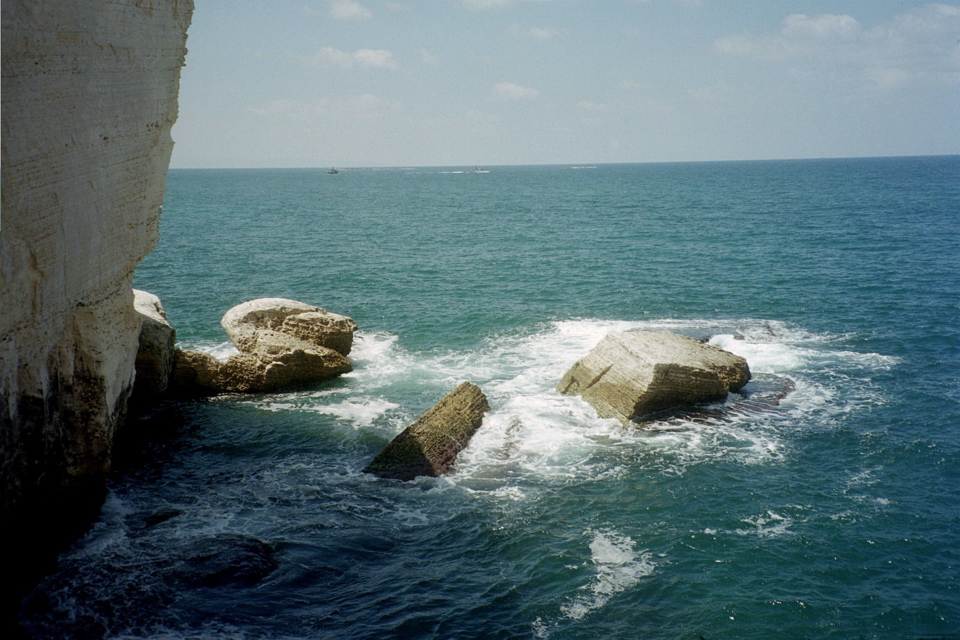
[252, 94, 398, 119]
[463, 0, 557, 10]
[420, 48, 441, 66]
[714, 4, 960, 87]
[510, 24, 562, 40]
[713, 4, 960, 89]
[781, 13, 860, 39]
[463, 0, 511, 9]
[328, 0, 373, 20]
[297, 5, 324, 17]
[631, 0, 703, 6]
[492, 81, 539, 100]
[688, 82, 731, 103]
[308, 47, 398, 69]
[577, 101, 608, 112]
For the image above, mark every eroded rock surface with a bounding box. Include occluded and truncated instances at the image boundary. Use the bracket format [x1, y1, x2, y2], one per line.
[1, 1, 193, 527]
[170, 349, 223, 398]
[221, 298, 357, 356]
[557, 331, 751, 424]
[217, 299, 356, 393]
[365, 382, 490, 481]
[218, 331, 352, 393]
[130, 290, 176, 411]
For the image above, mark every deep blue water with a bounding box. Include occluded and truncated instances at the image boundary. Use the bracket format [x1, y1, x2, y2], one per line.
[21, 157, 960, 639]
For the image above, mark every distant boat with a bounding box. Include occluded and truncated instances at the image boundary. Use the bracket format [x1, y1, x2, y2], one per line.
[327, 167, 339, 174]
[468, 166, 489, 173]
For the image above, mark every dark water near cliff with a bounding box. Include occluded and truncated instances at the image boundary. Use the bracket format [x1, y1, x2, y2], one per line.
[21, 157, 960, 639]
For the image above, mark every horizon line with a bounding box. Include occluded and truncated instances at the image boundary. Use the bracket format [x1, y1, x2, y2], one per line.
[167, 153, 960, 171]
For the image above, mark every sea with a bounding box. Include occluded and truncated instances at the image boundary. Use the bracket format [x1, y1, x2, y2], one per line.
[18, 157, 960, 639]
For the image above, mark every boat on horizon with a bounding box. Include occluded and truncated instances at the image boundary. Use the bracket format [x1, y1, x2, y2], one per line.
[468, 166, 489, 173]
[327, 167, 339, 174]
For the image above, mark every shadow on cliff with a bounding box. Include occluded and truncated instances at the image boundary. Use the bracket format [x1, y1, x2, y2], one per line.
[1, 404, 191, 639]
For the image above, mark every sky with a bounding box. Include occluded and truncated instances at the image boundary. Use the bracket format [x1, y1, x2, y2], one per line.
[170, 0, 960, 168]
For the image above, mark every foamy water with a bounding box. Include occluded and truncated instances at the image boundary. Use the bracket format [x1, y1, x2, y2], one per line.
[23, 159, 958, 639]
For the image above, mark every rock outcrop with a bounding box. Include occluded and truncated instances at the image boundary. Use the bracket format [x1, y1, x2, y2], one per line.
[166, 299, 356, 397]
[557, 331, 751, 424]
[0, 0, 194, 599]
[170, 349, 223, 398]
[221, 298, 357, 356]
[215, 299, 356, 393]
[218, 331, 353, 393]
[130, 290, 177, 411]
[365, 382, 490, 481]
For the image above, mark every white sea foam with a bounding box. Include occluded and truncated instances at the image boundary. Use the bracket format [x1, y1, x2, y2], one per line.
[560, 529, 655, 620]
[237, 317, 896, 489]
[708, 333, 809, 373]
[264, 397, 399, 428]
[735, 511, 793, 538]
[195, 340, 240, 361]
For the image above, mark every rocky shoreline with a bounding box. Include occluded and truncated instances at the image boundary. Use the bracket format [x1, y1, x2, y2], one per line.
[129, 293, 753, 485]
[1, 2, 756, 630]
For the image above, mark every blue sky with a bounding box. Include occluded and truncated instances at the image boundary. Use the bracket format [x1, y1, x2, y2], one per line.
[170, 1, 960, 168]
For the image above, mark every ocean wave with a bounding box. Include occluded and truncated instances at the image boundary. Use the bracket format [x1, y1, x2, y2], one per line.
[189, 318, 896, 487]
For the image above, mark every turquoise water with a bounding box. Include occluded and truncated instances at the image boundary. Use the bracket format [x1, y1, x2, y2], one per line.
[21, 157, 960, 639]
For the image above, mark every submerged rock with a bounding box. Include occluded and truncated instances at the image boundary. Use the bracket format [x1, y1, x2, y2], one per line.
[365, 382, 490, 481]
[557, 331, 750, 424]
[168, 534, 278, 588]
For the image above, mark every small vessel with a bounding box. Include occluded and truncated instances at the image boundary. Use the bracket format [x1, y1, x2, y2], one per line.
[327, 167, 339, 174]
[468, 166, 489, 173]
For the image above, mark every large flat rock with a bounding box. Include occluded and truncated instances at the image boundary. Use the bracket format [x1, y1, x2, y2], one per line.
[364, 382, 490, 481]
[557, 331, 750, 424]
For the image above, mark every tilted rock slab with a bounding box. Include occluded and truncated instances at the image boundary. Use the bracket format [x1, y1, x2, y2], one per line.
[221, 298, 357, 356]
[557, 331, 751, 424]
[1, 1, 193, 523]
[364, 383, 490, 481]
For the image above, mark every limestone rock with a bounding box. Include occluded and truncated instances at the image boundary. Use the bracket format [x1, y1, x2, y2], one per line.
[130, 290, 176, 411]
[1, 1, 193, 527]
[218, 331, 352, 394]
[557, 331, 751, 424]
[364, 382, 490, 481]
[221, 298, 357, 356]
[213, 298, 356, 393]
[170, 349, 223, 398]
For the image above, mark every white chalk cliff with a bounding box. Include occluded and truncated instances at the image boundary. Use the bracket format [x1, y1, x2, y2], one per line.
[1, 1, 193, 523]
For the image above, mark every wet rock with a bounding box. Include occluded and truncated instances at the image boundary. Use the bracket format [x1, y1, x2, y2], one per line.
[169, 348, 222, 398]
[167, 534, 278, 588]
[365, 382, 490, 481]
[557, 331, 751, 424]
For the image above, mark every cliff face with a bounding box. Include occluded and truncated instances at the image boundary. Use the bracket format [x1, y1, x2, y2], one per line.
[1, 1, 193, 526]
